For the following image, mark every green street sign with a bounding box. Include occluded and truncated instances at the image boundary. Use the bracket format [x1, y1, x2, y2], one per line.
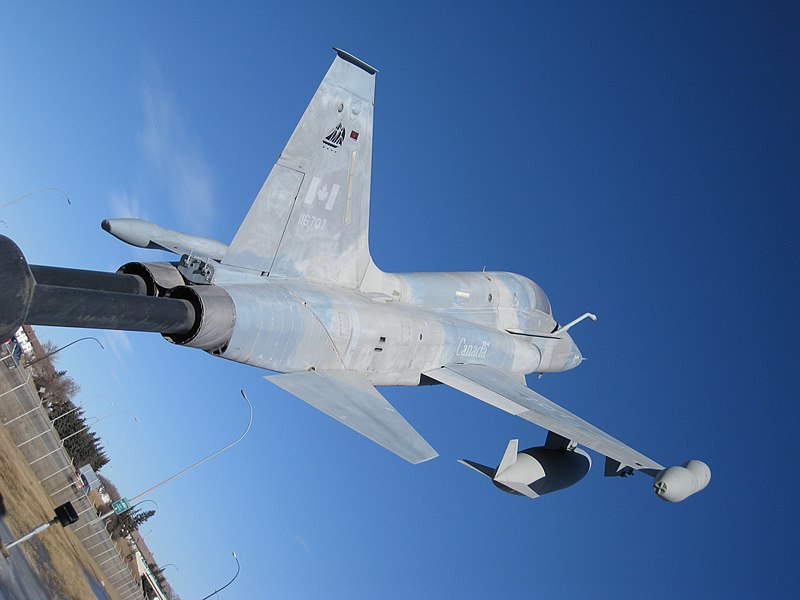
[112, 498, 130, 514]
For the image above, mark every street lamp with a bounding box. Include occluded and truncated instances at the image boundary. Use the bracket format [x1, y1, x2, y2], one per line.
[129, 498, 158, 512]
[122, 390, 253, 506]
[26, 336, 104, 366]
[200, 552, 240, 600]
[110, 499, 158, 538]
[35, 406, 136, 468]
[93, 390, 253, 521]
[117, 408, 139, 424]
[0, 186, 71, 210]
[155, 563, 179, 574]
[18, 414, 104, 449]
[49, 394, 110, 424]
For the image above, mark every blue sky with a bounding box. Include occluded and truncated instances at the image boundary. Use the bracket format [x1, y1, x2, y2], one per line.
[1, 2, 797, 598]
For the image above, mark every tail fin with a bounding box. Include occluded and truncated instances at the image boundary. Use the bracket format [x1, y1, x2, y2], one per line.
[223, 49, 377, 289]
[496, 439, 519, 474]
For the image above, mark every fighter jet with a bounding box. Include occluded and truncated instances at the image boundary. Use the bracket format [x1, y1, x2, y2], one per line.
[0, 49, 709, 502]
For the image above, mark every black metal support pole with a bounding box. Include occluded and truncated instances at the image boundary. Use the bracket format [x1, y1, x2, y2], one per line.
[0, 235, 35, 340]
[1, 234, 196, 339]
[26, 284, 196, 335]
[30, 265, 147, 295]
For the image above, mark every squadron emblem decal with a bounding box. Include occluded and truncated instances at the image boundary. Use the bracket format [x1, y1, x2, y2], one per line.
[323, 122, 346, 150]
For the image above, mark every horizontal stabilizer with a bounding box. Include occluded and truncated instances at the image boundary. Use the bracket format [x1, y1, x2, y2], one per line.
[425, 364, 663, 473]
[266, 370, 437, 464]
[457, 459, 496, 479]
[493, 475, 539, 499]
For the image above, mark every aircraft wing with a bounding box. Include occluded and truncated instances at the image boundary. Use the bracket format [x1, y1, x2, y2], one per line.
[266, 370, 438, 464]
[424, 364, 663, 473]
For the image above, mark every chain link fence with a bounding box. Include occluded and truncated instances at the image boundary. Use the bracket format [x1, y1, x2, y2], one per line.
[1, 343, 146, 600]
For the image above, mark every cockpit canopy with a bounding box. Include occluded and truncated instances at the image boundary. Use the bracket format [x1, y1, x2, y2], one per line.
[528, 278, 552, 316]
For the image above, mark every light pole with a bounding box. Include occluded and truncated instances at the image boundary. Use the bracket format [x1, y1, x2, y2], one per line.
[129, 499, 158, 512]
[118, 390, 252, 508]
[2, 394, 109, 429]
[93, 390, 252, 522]
[109, 499, 158, 539]
[39, 407, 137, 484]
[116, 408, 139, 424]
[26, 336, 104, 366]
[200, 552, 240, 600]
[18, 415, 103, 448]
[50, 403, 87, 424]
[48, 394, 110, 425]
[73, 492, 155, 536]
[0, 187, 71, 210]
[29, 419, 101, 463]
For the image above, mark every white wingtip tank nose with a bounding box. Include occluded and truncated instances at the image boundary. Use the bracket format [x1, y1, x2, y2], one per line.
[653, 460, 711, 502]
[101, 218, 157, 248]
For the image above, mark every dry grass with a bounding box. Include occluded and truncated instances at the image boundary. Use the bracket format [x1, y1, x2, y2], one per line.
[0, 420, 124, 600]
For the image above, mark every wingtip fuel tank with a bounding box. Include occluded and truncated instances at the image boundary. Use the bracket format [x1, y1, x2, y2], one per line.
[101, 218, 228, 260]
[653, 460, 711, 502]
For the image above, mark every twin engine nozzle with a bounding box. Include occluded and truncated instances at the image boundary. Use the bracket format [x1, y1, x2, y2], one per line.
[0, 235, 234, 354]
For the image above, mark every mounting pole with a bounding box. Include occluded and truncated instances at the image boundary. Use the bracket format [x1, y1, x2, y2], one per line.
[1, 501, 78, 559]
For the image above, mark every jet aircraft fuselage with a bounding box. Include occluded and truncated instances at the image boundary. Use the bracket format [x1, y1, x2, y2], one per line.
[191, 263, 580, 386]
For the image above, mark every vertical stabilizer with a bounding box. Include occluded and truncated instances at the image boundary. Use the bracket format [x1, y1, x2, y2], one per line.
[496, 439, 519, 474]
[223, 49, 376, 289]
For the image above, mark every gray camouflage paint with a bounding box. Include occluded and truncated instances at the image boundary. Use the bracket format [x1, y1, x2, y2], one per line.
[102, 49, 703, 482]
[207, 270, 578, 386]
[208, 50, 580, 385]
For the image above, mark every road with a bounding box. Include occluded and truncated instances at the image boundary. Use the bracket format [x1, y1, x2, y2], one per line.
[0, 517, 52, 600]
